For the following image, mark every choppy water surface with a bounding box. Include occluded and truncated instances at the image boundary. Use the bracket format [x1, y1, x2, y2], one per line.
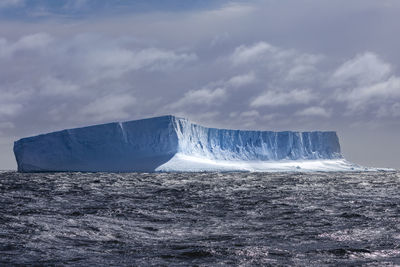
[1, 171, 400, 266]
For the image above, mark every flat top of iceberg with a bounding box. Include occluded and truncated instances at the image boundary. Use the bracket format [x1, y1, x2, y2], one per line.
[19, 115, 337, 141]
[127, 115, 336, 134]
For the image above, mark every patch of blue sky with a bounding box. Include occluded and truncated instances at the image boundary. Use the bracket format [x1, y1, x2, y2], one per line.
[0, 0, 242, 20]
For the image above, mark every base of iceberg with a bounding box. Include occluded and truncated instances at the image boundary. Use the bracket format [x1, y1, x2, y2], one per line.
[14, 115, 392, 172]
[156, 154, 388, 172]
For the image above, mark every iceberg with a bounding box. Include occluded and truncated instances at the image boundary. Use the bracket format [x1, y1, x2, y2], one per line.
[14, 115, 374, 172]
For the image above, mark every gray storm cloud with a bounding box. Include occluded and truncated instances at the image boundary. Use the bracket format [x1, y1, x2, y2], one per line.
[0, 0, 399, 169]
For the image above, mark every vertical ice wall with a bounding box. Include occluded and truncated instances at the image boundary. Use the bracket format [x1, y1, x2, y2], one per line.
[172, 117, 341, 161]
[14, 116, 179, 172]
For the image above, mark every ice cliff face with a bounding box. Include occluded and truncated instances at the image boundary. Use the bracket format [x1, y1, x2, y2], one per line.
[174, 118, 341, 161]
[14, 116, 178, 172]
[14, 115, 343, 172]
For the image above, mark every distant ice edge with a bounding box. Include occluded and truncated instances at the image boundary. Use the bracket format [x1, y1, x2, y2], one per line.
[14, 115, 390, 172]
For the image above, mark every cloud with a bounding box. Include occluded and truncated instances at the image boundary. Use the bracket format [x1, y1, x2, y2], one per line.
[230, 41, 323, 71]
[89, 47, 196, 71]
[80, 94, 136, 122]
[0, 0, 24, 8]
[331, 52, 392, 87]
[285, 54, 324, 82]
[0, 122, 15, 129]
[229, 41, 323, 88]
[0, 33, 53, 58]
[0, 103, 23, 116]
[227, 72, 256, 88]
[295, 106, 331, 117]
[176, 111, 220, 125]
[239, 110, 260, 118]
[14, 32, 53, 50]
[261, 113, 281, 121]
[0, 87, 32, 101]
[376, 103, 400, 117]
[168, 87, 226, 109]
[228, 110, 261, 128]
[39, 76, 80, 96]
[63, 0, 89, 10]
[83, 46, 197, 80]
[200, 3, 255, 20]
[330, 52, 400, 113]
[163, 71, 254, 114]
[351, 76, 400, 100]
[210, 32, 230, 47]
[250, 89, 317, 107]
[337, 76, 400, 110]
[231, 42, 276, 65]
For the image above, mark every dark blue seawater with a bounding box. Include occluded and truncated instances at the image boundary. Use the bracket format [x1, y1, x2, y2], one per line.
[1, 171, 400, 266]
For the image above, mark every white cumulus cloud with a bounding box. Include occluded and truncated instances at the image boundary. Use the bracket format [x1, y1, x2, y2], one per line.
[335, 75, 400, 111]
[168, 88, 226, 109]
[227, 72, 256, 88]
[250, 89, 317, 107]
[85, 47, 197, 80]
[231, 42, 276, 65]
[295, 106, 331, 117]
[331, 52, 392, 87]
[0, 33, 53, 58]
[332, 52, 400, 112]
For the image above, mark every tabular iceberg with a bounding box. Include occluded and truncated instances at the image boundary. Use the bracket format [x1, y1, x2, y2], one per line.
[14, 115, 368, 172]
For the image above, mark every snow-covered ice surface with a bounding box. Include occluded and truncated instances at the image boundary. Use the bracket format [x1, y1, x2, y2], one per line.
[156, 154, 384, 172]
[13, 115, 391, 172]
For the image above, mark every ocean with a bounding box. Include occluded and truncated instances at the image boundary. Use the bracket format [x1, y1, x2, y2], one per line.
[1, 171, 399, 266]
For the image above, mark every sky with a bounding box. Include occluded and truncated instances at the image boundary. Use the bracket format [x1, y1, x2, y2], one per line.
[0, 0, 399, 170]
